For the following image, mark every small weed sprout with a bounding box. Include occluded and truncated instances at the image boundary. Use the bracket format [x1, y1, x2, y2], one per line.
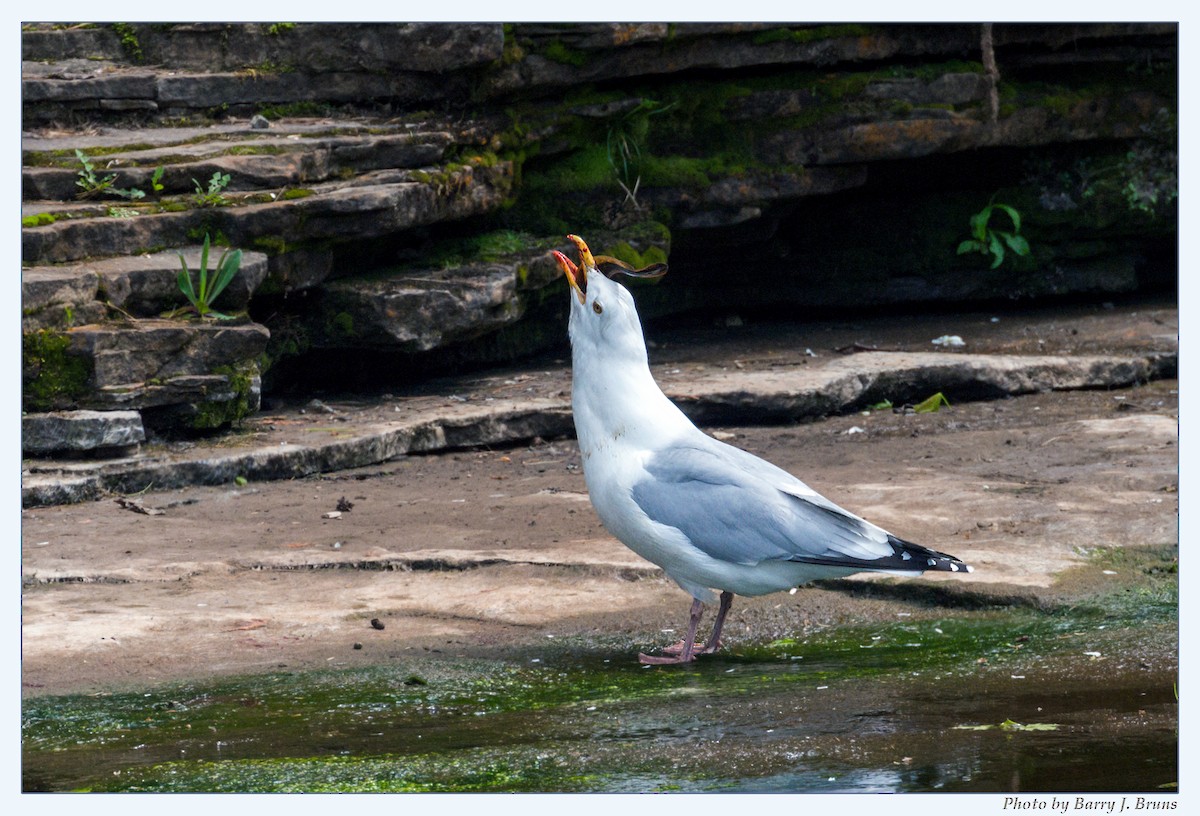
[193, 172, 232, 207]
[74, 149, 144, 201]
[957, 200, 1030, 269]
[74, 149, 114, 197]
[150, 165, 166, 194]
[172, 234, 243, 320]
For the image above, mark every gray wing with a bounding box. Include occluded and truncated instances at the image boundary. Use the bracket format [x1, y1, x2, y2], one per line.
[631, 442, 896, 568]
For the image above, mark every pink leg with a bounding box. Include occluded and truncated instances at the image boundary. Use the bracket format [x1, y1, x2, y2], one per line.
[638, 592, 735, 664]
[639, 598, 704, 664]
[697, 591, 733, 655]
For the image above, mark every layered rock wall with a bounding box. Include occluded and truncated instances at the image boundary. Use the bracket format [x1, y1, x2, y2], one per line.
[21, 22, 1177, 451]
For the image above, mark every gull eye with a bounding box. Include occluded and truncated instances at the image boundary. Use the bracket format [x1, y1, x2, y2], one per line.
[593, 301, 604, 314]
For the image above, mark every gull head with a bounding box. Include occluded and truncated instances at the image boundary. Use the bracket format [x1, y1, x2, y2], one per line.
[552, 234, 667, 362]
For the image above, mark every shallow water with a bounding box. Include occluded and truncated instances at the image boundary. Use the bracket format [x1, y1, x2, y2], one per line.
[23, 608, 1177, 793]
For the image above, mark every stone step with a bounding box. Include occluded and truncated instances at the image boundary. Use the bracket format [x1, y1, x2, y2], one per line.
[309, 226, 668, 354]
[19, 347, 1177, 507]
[22, 410, 146, 456]
[21, 159, 514, 267]
[21, 23, 505, 124]
[22, 122, 456, 200]
[23, 247, 270, 331]
[21, 23, 504, 75]
[24, 317, 269, 425]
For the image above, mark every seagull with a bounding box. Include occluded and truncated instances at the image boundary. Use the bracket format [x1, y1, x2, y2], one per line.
[552, 234, 973, 665]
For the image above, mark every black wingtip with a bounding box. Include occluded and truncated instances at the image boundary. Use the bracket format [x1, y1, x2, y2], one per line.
[887, 534, 973, 574]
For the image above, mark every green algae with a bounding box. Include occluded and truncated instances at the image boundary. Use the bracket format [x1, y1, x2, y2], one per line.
[23, 549, 1176, 793]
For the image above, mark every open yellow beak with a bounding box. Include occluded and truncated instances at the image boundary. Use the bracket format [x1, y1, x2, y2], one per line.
[554, 234, 596, 305]
[566, 234, 597, 272]
[552, 250, 585, 304]
[554, 233, 667, 305]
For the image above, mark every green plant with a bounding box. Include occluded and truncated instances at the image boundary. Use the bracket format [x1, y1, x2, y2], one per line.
[107, 206, 138, 218]
[193, 172, 232, 207]
[605, 99, 676, 208]
[956, 199, 1030, 269]
[74, 149, 115, 197]
[74, 149, 144, 201]
[112, 23, 143, 62]
[912, 392, 951, 413]
[150, 165, 165, 194]
[171, 234, 243, 319]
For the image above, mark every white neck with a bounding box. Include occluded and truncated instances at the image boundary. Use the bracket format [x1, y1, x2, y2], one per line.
[570, 346, 692, 459]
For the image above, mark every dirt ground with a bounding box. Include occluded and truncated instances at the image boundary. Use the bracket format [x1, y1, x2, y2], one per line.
[20, 298, 1179, 697]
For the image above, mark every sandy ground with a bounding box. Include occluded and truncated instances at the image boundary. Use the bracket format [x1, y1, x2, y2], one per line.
[21, 298, 1179, 697]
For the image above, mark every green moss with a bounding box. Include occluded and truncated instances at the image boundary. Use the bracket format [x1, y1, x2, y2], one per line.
[189, 363, 257, 430]
[22, 213, 57, 228]
[540, 40, 587, 68]
[185, 226, 230, 246]
[280, 188, 314, 200]
[752, 24, 874, 46]
[239, 61, 294, 76]
[265, 23, 295, 36]
[504, 55, 1153, 238]
[20, 151, 58, 168]
[905, 59, 985, 81]
[225, 144, 288, 157]
[500, 23, 525, 65]
[464, 230, 531, 260]
[254, 101, 332, 120]
[1040, 93, 1080, 117]
[532, 145, 614, 193]
[598, 240, 668, 271]
[22, 330, 92, 411]
[252, 234, 289, 253]
[328, 312, 357, 338]
[639, 155, 720, 189]
[423, 230, 554, 270]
